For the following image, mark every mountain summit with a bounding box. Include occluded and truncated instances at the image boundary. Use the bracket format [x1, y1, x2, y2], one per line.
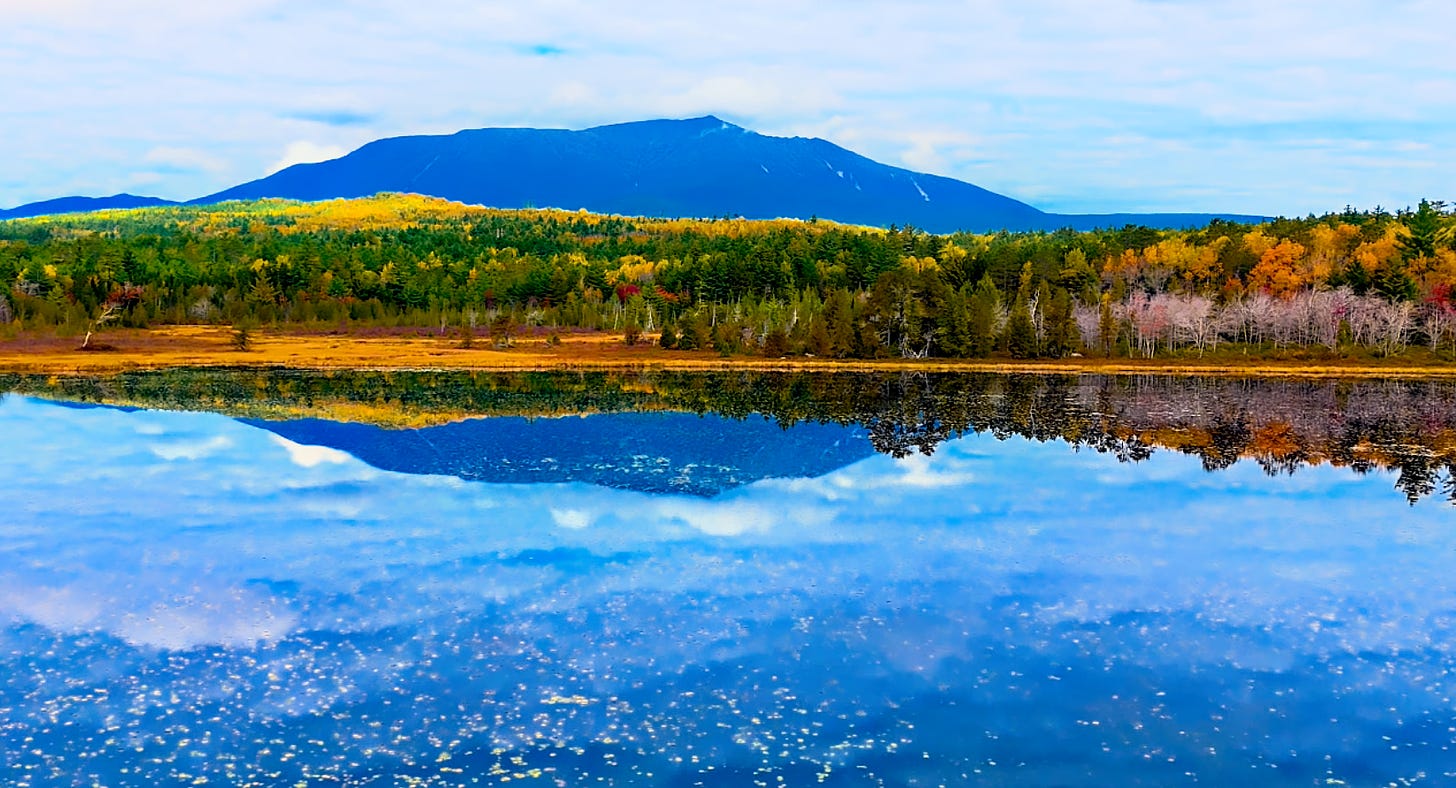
[197, 116, 1060, 232]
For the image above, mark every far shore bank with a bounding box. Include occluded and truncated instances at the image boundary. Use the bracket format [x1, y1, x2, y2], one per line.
[3, 325, 1456, 379]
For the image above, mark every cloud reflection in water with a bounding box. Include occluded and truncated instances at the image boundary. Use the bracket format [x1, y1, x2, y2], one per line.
[0, 394, 1453, 785]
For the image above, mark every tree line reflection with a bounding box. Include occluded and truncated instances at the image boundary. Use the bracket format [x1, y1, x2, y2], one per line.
[5, 369, 1455, 504]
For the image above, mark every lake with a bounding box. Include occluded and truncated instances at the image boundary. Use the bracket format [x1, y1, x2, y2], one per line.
[2, 370, 1454, 785]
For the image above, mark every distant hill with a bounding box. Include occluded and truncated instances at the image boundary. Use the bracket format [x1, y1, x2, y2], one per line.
[3, 118, 1267, 231]
[0, 194, 179, 220]
[197, 117, 1265, 232]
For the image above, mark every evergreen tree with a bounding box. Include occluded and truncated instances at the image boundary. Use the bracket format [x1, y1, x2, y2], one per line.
[853, 305, 885, 358]
[968, 274, 1001, 357]
[933, 282, 971, 357]
[677, 312, 708, 350]
[1004, 295, 1038, 359]
[1042, 287, 1078, 358]
[1016, 261, 1035, 302]
[1056, 248, 1098, 294]
[1097, 293, 1118, 357]
[807, 316, 832, 356]
[689, 312, 712, 350]
[489, 312, 516, 348]
[1401, 199, 1443, 263]
[712, 320, 741, 356]
[231, 320, 255, 352]
[823, 289, 856, 358]
[761, 325, 790, 357]
[1374, 264, 1418, 302]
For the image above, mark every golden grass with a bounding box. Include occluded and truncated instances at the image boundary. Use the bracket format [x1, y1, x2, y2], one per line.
[3, 325, 1456, 379]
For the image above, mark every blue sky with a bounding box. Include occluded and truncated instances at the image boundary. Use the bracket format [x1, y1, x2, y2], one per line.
[3, 0, 1453, 216]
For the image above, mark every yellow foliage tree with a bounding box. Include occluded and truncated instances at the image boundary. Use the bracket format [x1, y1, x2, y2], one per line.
[1247, 239, 1307, 298]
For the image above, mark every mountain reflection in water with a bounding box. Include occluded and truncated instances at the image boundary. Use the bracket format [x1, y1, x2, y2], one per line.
[244, 413, 872, 496]
[8, 369, 1456, 503]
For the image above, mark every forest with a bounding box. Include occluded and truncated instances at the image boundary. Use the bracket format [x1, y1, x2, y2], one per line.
[2, 194, 1455, 360]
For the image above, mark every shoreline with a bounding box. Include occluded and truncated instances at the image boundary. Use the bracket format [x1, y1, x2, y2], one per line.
[4, 325, 1456, 379]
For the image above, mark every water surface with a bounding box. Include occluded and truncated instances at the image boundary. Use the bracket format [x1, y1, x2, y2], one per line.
[1, 374, 1454, 785]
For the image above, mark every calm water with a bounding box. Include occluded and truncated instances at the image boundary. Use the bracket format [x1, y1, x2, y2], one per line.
[2, 375, 1455, 786]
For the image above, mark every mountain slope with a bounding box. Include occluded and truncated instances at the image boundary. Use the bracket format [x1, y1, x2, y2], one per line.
[198, 117, 1263, 232]
[0, 194, 180, 220]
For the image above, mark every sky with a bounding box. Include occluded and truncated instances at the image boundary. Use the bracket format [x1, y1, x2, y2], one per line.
[3, 0, 1454, 216]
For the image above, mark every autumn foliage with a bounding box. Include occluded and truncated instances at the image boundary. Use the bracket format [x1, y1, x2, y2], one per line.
[3, 194, 1456, 360]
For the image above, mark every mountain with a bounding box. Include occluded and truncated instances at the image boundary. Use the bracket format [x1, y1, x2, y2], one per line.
[2, 118, 1266, 231]
[0, 194, 179, 220]
[196, 117, 1265, 232]
[244, 411, 874, 497]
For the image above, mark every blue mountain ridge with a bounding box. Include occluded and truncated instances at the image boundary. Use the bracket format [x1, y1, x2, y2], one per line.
[244, 411, 875, 498]
[2, 117, 1266, 231]
[0, 193, 179, 220]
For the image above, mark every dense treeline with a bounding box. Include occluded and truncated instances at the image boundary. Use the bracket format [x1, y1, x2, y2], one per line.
[7, 368, 1456, 503]
[2, 194, 1455, 358]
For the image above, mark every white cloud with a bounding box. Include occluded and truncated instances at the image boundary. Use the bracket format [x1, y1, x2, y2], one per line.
[150, 435, 233, 461]
[547, 81, 595, 107]
[143, 145, 229, 174]
[117, 592, 297, 650]
[267, 141, 350, 174]
[550, 507, 594, 529]
[653, 498, 780, 537]
[269, 434, 353, 467]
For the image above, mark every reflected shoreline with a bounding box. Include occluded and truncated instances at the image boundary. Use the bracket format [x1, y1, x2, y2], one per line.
[5, 368, 1456, 504]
